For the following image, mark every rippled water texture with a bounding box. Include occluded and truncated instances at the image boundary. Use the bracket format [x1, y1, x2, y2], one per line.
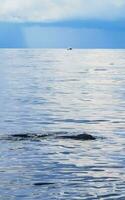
[0, 49, 125, 199]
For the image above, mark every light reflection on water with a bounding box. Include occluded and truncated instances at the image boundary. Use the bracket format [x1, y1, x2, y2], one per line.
[0, 49, 125, 199]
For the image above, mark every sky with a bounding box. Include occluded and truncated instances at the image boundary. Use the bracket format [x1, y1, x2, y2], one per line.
[0, 0, 125, 48]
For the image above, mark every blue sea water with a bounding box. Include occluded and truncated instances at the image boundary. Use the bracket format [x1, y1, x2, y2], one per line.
[0, 49, 125, 199]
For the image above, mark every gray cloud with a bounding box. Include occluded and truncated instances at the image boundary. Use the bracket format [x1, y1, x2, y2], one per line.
[0, 0, 125, 22]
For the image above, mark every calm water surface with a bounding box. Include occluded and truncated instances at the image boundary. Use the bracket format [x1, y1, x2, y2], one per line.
[0, 49, 125, 199]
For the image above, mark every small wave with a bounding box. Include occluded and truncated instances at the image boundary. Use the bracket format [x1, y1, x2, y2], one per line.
[56, 119, 109, 124]
[33, 182, 55, 186]
[94, 68, 107, 71]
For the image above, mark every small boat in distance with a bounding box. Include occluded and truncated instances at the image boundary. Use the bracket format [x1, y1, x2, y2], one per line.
[67, 47, 72, 50]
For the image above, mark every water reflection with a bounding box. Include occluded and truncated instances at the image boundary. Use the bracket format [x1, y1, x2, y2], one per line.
[0, 49, 125, 199]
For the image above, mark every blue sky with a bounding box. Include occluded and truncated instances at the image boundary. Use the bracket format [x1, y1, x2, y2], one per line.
[0, 0, 125, 48]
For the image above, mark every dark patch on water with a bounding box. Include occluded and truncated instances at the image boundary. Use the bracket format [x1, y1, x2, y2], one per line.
[34, 182, 55, 186]
[56, 119, 110, 124]
[112, 120, 125, 124]
[98, 193, 120, 199]
[0, 132, 97, 142]
[58, 133, 96, 140]
[0, 133, 49, 142]
[56, 78, 79, 82]
[94, 68, 107, 71]
[110, 62, 115, 65]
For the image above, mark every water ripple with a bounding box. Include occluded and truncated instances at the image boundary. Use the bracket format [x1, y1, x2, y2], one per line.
[0, 49, 125, 199]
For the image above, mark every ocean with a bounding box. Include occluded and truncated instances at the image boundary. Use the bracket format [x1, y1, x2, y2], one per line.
[0, 49, 125, 199]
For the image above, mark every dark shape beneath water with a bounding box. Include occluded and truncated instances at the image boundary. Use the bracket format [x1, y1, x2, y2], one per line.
[8, 133, 49, 141]
[12, 134, 32, 138]
[59, 133, 96, 140]
[0, 132, 96, 142]
[34, 182, 55, 186]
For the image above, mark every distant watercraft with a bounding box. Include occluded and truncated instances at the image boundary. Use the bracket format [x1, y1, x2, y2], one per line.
[67, 47, 72, 50]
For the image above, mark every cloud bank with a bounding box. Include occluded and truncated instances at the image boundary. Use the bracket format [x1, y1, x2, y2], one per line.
[0, 0, 125, 22]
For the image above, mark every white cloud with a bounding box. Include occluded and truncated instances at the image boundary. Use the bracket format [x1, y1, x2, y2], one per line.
[0, 0, 125, 22]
